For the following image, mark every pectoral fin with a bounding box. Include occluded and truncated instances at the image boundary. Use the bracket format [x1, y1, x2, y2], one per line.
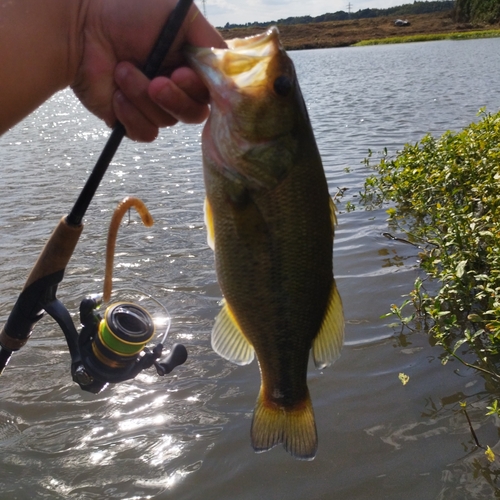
[312, 281, 344, 369]
[212, 300, 255, 365]
[204, 197, 215, 251]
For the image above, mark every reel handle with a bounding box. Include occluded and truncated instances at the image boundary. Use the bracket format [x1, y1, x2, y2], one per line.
[155, 344, 188, 376]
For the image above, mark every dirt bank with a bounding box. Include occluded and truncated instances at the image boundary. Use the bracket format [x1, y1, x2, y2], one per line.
[218, 10, 499, 50]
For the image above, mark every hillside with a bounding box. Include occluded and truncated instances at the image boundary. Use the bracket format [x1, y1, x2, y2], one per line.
[218, 10, 500, 50]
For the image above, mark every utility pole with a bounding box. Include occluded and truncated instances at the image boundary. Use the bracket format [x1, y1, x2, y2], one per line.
[347, 2, 352, 20]
[202, 0, 206, 17]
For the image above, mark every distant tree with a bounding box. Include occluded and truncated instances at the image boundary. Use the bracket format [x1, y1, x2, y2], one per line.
[316, 12, 350, 22]
[455, 0, 500, 23]
[353, 8, 378, 19]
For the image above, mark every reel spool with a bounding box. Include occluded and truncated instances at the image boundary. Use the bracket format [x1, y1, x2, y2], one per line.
[94, 302, 155, 369]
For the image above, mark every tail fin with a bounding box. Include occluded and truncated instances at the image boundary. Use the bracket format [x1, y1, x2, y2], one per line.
[251, 389, 317, 460]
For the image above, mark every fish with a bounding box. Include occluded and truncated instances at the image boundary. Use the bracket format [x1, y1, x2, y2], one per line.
[186, 26, 344, 460]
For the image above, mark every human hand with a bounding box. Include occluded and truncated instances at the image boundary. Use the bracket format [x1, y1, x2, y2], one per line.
[72, 0, 225, 141]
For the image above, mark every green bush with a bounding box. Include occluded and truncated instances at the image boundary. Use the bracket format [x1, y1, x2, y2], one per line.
[362, 110, 500, 375]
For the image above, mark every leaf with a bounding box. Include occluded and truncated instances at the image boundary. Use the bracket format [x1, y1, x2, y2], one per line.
[456, 260, 467, 278]
[467, 313, 483, 322]
[388, 322, 401, 328]
[485, 446, 496, 463]
[398, 373, 410, 385]
[486, 400, 500, 416]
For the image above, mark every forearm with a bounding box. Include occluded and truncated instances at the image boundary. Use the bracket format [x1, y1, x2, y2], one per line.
[0, 0, 86, 134]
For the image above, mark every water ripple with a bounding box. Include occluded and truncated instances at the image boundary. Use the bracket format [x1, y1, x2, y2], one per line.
[1, 39, 500, 499]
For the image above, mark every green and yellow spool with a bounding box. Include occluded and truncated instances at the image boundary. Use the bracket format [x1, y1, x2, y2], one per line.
[92, 302, 155, 369]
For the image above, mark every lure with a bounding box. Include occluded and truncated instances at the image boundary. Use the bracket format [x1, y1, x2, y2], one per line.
[103, 197, 154, 302]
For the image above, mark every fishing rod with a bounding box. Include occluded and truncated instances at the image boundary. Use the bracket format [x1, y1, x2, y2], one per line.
[0, 0, 193, 393]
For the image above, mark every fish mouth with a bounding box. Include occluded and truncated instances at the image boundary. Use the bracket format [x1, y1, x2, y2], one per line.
[186, 26, 282, 91]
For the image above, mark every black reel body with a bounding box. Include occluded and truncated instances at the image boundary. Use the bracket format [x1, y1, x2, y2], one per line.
[71, 296, 187, 394]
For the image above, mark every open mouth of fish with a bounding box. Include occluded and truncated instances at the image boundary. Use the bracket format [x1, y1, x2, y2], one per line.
[186, 26, 283, 92]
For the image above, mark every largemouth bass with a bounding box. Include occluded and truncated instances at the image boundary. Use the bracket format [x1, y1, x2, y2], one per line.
[187, 27, 344, 460]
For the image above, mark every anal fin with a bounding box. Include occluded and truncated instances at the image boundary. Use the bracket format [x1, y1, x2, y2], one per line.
[312, 281, 344, 369]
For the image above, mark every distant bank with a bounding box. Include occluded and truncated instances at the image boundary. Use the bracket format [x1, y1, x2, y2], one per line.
[218, 11, 500, 50]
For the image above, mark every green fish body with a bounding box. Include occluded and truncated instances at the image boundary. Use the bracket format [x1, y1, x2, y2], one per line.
[187, 27, 344, 460]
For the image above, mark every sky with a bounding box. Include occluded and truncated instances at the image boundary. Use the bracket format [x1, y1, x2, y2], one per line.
[195, 0, 413, 27]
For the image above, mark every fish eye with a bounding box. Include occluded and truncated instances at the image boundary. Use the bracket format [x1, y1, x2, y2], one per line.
[273, 75, 292, 97]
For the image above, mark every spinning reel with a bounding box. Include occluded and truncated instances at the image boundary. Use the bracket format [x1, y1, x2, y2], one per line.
[57, 290, 187, 394]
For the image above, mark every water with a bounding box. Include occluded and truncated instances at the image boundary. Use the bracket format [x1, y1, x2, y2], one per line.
[1, 37, 500, 499]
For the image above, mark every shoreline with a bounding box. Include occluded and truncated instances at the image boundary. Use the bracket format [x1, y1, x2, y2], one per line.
[355, 29, 500, 46]
[218, 10, 500, 50]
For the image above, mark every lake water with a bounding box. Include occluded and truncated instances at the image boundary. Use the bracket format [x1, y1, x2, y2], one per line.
[1, 37, 500, 500]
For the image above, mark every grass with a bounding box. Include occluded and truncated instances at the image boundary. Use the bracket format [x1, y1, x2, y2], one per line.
[361, 109, 500, 379]
[354, 29, 500, 46]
